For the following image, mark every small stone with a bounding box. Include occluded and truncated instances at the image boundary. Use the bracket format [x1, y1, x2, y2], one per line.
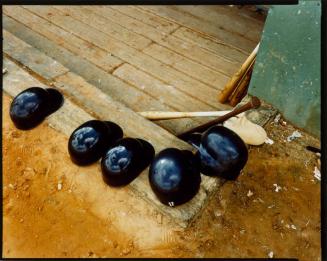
[8, 184, 16, 190]
[19, 218, 24, 223]
[291, 224, 297, 230]
[57, 183, 63, 191]
[274, 114, 281, 124]
[22, 167, 35, 177]
[313, 166, 321, 181]
[268, 251, 274, 258]
[287, 130, 302, 142]
[214, 210, 222, 217]
[273, 184, 282, 192]
[247, 190, 254, 197]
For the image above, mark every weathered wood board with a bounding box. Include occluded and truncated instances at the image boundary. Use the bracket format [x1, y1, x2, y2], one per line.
[137, 6, 260, 53]
[16, 6, 222, 108]
[2, 15, 206, 135]
[78, 6, 239, 77]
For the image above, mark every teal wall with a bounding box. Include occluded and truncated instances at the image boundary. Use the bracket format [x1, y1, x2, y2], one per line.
[249, 0, 321, 138]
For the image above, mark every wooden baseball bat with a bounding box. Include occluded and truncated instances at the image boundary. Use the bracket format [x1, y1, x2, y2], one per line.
[178, 96, 261, 139]
[218, 43, 259, 103]
[229, 64, 254, 106]
[138, 110, 231, 120]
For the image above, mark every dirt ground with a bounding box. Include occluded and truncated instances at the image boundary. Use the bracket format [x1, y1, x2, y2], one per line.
[2, 94, 321, 260]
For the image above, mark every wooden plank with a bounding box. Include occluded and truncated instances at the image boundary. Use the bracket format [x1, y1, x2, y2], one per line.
[142, 43, 229, 89]
[110, 5, 180, 34]
[171, 6, 262, 43]
[108, 6, 249, 64]
[56, 72, 202, 135]
[3, 57, 222, 227]
[18, 6, 224, 109]
[155, 35, 239, 76]
[138, 6, 257, 53]
[2, 25, 195, 135]
[2, 6, 123, 73]
[3, 30, 69, 80]
[53, 72, 190, 149]
[112, 63, 216, 112]
[53, 6, 151, 51]
[214, 5, 267, 23]
[84, 6, 239, 77]
[172, 27, 249, 63]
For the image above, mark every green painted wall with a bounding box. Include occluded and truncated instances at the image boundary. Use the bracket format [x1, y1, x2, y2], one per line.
[249, 0, 321, 138]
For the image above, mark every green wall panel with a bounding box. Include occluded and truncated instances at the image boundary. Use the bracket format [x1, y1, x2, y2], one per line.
[249, 0, 321, 138]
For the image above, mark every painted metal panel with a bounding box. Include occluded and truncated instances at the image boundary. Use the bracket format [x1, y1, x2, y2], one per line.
[249, 0, 321, 137]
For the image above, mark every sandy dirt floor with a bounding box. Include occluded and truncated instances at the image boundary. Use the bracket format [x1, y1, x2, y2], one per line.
[2, 94, 321, 260]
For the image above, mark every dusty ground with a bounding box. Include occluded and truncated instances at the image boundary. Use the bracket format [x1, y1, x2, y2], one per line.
[2, 95, 321, 260]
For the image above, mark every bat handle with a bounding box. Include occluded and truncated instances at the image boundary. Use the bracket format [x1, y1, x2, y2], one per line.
[178, 96, 261, 139]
